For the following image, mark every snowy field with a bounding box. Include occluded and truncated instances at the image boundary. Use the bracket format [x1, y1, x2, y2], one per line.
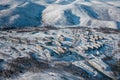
[0, 27, 120, 80]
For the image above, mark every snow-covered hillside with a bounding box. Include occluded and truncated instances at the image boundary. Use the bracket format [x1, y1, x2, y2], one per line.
[0, 1, 120, 80]
[0, 0, 120, 29]
[0, 27, 120, 80]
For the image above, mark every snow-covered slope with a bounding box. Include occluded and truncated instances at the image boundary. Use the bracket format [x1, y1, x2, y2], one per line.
[0, 27, 120, 80]
[0, 0, 120, 29]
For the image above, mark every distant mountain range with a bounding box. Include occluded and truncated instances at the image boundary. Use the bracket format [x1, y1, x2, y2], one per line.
[0, 0, 120, 29]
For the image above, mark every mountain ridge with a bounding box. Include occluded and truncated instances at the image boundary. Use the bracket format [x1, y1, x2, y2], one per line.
[0, 0, 120, 29]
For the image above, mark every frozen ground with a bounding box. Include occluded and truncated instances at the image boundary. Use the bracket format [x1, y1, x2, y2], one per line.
[0, 27, 120, 80]
[0, 0, 120, 29]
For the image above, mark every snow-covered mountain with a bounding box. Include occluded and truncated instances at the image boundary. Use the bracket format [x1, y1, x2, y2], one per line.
[0, 0, 120, 29]
[0, 1, 120, 80]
